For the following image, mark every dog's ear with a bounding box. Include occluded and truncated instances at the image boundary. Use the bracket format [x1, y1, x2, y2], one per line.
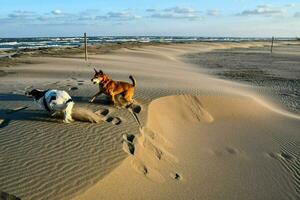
[26, 89, 37, 96]
[94, 68, 98, 73]
[99, 70, 103, 75]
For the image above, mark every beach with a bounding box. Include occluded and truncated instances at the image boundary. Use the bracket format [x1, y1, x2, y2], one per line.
[1, 41, 300, 200]
[183, 44, 300, 114]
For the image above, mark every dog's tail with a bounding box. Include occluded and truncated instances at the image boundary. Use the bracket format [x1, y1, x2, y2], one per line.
[129, 75, 136, 87]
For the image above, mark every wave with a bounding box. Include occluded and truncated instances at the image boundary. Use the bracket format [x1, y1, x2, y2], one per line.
[0, 36, 297, 50]
[0, 42, 19, 45]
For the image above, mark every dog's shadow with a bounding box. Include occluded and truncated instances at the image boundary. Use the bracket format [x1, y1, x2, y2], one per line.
[0, 109, 60, 128]
[73, 94, 141, 112]
[0, 93, 133, 129]
[72, 95, 113, 105]
[0, 93, 58, 126]
[0, 93, 31, 102]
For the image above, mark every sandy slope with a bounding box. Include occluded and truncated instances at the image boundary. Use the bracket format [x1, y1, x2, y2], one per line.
[76, 95, 300, 200]
[0, 42, 299, 200]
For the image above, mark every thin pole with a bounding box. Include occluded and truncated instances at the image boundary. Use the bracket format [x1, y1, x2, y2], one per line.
[84, 32, 88, 61]
[271, 36, 274, 54]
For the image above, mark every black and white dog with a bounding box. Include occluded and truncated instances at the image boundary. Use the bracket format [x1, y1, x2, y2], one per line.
[26, 89, 74, 123]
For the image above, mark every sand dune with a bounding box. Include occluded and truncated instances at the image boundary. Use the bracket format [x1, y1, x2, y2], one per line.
[76, 94, 300, 200]
[0, 41, 300, 200]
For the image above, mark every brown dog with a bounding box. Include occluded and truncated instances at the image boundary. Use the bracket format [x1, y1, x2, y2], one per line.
[90, 69, 136, 105]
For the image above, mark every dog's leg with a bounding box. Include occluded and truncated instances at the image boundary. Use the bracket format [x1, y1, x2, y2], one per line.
[50, 111, 58, 117]
[110, 92, 116, 105]
[63, 102, 74, 123]
[124, 89, 134, 105]
[89, 91, 102, 103]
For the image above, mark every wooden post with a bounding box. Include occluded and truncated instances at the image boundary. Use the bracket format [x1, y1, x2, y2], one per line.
[84, 32, 88, 61]
[270, 36, 274, 54]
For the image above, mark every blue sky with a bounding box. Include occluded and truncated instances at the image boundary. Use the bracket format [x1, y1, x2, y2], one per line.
[0, 0, 299, 37]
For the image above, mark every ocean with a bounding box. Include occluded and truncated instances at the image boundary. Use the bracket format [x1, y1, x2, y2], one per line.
[0, 36, 296, 50]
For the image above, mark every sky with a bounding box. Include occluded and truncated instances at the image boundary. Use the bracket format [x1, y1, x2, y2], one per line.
[0, 0, 299, 37]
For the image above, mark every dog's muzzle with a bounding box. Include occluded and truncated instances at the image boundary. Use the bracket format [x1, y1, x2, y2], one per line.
[91, 78, 98, 84]
[25, 91, 32, 97]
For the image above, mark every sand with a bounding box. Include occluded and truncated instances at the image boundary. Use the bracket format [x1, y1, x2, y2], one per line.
[0, 41, 299, 200]
[183, 44, 300, 113]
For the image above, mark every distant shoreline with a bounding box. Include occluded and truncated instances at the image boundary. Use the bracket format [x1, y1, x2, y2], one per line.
[1, 36, 299, 52]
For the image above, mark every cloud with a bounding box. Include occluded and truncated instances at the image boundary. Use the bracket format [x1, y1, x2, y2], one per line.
[96, 11, 141, 21]
[8, 10, 36, 19]
[51, 9, 62, 15]
[149, 6, 201, 20]
[237, 5, 285, 16]
[0, 9, 141, 25]
[107, 11, 141, 20]
[295, 12, 300, 17]
[207, 9, 220, 16]
[285, 3, 296, 8]
[146, 8, 157, 12]
[78, 16, 95, 21]
[151, 13, 178, 18]
[37, 16, 50, 21]
[164, 6, 196, 14]
[1, 6, 203, 24]
[77, 9, 99, 21]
